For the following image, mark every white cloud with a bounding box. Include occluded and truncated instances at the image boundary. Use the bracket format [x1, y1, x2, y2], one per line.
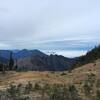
[0, 43, 12, 49]
[42, 50, 87, 58]
[0, 0, 100, 56]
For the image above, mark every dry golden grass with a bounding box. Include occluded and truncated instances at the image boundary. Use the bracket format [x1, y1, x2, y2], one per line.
[0, 59, 100, 91]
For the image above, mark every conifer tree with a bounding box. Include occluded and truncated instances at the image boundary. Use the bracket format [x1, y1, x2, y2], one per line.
[9, 51, 14, 70]
[0, 51, 6, 74]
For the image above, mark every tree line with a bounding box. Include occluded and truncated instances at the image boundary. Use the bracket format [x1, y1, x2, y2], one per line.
[0, 51, 17, 74]
[74, 45, 100, 68]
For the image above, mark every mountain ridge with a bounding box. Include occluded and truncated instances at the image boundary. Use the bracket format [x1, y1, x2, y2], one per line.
[0, 49, 47, 60]
[0, 49, 75, 71]
[0, 45, 100, 71]
[17, 54, 75, 71]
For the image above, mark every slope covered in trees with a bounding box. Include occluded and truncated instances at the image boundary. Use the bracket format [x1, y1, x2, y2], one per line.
[75, 45, 100, 67]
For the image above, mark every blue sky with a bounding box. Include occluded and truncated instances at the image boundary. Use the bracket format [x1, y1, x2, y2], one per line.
[0, 0, 100, 57]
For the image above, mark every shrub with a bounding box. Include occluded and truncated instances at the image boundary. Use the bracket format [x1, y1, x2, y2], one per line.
[18, 96, 29, 100]
[48, 84, 64, 100]
[24, 81, 33, 94]
[96, 90, 100, 100]
[34, 83, 41, 90]
[16, 83, 23, 96]
[83, 73, 95, 96]
[68, 84, 81, 100]
[96, 79, 100, 88]
[60, 72, 67, 76]
[7, 84, 17, 97]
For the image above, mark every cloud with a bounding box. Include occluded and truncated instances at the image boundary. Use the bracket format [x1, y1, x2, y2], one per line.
[42, 50, 87, 58]
[0, 43, 12, 49]
[0, 0, 100, 56]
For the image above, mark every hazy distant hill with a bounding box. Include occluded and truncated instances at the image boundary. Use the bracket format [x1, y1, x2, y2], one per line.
[0, 50, 11, 59]
[0, 49, 46, 60]
[13, 49, 47, 59]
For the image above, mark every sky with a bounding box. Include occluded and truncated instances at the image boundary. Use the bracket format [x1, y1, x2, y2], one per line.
[0, 0, 100, 57]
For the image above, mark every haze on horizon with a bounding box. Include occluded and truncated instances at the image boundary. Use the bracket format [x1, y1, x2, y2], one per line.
[0, 0, 100, 57]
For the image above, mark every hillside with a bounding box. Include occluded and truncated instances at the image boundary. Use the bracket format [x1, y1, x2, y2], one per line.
[0, 59, 99, 100]
[74, 45, 100, 68]
[0, 59, 99, 88]
[17, 54, 74, 71]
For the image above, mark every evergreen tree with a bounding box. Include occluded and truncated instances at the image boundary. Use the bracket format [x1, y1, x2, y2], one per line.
[75, 45, 100, 68]
[14, 59, 18, 71]
[9, 51, 14, 70]
[0, 51, 6, 74]
[2, 64, 6, 74]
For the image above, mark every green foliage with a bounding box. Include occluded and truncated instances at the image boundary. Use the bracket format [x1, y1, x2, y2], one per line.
[18, 96, 29, 100]
[16, 83, 23, 96]
[60, 72, 67, 76]
[0, 63, 6, 74]
[9, 52, 14, 70]
[43, 84, 50, 92]
[7, 84, 17, 97]
[96, 79, 100, 88]
[96, 90, 100, 100]
[7, 83, 26, 100]
[45, 84, 82, 100]
[48, 84, 64, 100]
[75, 45, 100, 67]
[68, 84, 81, 100]
[14, 65, 18, 71]
[34, 83, 41, 90]
[83, 73, 95, 96]
[0, 76, 99, 100]
[83, 80, 92, 96]
[24, 81, 33, 94]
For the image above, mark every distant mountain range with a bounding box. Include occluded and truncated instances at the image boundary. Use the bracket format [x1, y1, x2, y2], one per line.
[17, 54, 75, 71]
[0, 45, 99, 71]
[0, 49, 75, 71]
[0, 49, 46, 59]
